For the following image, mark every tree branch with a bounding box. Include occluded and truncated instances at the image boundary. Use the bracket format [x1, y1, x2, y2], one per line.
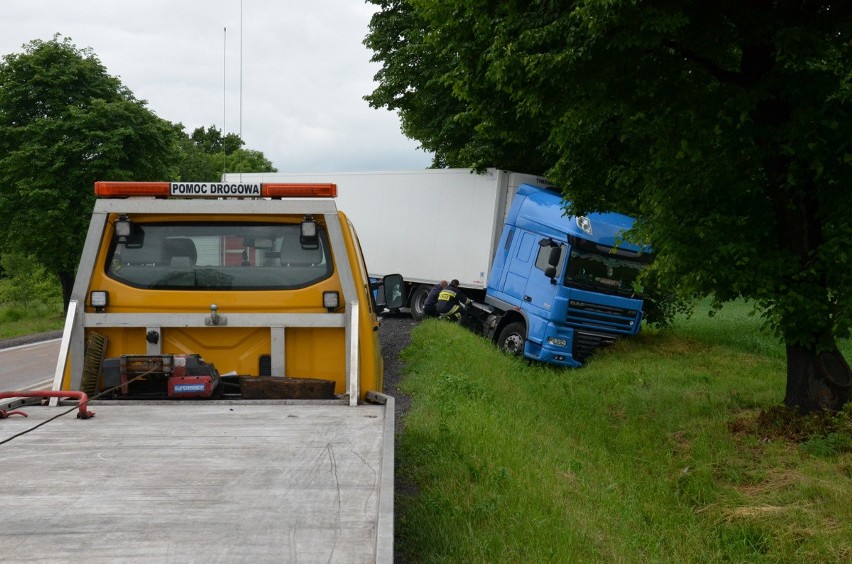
[662, 40, 749, 88]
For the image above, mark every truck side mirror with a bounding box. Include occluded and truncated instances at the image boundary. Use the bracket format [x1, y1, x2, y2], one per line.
[548, 246, 561, 267]
[545, 246, 561, 282]
[382, 273, 405, 310]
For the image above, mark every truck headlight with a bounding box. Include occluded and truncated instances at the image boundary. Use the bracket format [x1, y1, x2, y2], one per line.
[547, 336, 567, 348]
[576, 216, 592, 236]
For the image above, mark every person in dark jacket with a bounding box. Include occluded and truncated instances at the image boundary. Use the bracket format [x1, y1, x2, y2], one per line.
[423, 280, 447, 318]
[435, 279, 469, 321]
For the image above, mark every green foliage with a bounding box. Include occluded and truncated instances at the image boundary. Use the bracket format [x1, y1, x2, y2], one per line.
[0, 36, 178, 304]
[0, 38, 276, 308]
[396, 314, 852, 562]
[0, 252, 64, 338]
[174, 125, 277, 181]
[366, 1, 852, 410]
[364, 0, 552, 172]
[0, 252, 61, 305]
[638, 267, 693, 328]
[190, 125, 243, 155]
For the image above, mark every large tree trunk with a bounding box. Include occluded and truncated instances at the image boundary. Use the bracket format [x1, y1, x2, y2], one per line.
[59, 270, 75, 313]
[747, 63, 850, 414]
[785, 344, 851, 413]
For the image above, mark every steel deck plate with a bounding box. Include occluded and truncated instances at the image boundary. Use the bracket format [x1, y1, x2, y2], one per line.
[0, 401, 393, 563]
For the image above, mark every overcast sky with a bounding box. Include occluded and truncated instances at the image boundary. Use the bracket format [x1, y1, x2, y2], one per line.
[0, 0, 434, 172]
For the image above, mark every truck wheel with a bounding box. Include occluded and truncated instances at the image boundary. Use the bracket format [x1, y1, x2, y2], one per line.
[409, 284, 431, 320]
[497, 322, 526, 356]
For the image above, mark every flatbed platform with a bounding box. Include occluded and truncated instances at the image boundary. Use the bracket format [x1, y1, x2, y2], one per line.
[0, 400, 393, 563]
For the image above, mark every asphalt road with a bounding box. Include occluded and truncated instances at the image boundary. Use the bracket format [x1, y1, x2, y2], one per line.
[0, 338, 59, 391]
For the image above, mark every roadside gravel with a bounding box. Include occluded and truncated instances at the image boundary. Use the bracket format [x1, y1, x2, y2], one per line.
[377, 313, 417, 429]
[0, 330, 62, 350]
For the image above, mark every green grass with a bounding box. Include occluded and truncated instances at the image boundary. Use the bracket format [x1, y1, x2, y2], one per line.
[395, 302, 852, 563]
[0, 302, 65, 340]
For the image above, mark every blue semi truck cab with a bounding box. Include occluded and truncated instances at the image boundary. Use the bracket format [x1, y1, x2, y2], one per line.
[469, 184, 652, 367]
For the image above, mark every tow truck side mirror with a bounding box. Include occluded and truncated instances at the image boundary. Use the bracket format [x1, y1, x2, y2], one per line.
[382, 274, 405, 310]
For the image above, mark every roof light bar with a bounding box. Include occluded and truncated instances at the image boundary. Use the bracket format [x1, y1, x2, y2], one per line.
[95, 182, 170, 197]
[93, 181, 338, 199]
[263, 183, 337, 198]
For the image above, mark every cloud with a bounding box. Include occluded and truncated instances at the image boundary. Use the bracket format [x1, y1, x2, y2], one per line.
[0, 0, 433, 172]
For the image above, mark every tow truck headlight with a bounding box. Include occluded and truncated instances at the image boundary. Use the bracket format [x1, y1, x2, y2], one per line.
[90, 291, 109, 312]
[547, 336, 567, 348]
[323, 291, 339, 312]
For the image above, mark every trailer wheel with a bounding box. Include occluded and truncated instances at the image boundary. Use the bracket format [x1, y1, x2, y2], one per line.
[497, 322, 526, 356]
[410, 284, 431, 320]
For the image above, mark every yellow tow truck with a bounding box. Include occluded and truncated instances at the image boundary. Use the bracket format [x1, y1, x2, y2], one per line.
[0, 181, 401, 562]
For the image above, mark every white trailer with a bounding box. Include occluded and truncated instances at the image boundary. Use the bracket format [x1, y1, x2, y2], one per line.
[226, 168, 551, 317]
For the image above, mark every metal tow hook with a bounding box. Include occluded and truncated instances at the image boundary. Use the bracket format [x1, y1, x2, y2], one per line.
[206, 304, 228, 326]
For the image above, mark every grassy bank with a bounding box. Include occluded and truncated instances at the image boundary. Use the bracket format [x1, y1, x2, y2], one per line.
[395, 301, 852, 562]
[0, 302, 64, 340]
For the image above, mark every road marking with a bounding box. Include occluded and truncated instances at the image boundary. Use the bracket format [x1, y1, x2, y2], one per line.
[21, 379, 54, 391]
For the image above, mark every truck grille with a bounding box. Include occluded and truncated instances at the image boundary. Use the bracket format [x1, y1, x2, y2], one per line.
[566, 299, 639, 333]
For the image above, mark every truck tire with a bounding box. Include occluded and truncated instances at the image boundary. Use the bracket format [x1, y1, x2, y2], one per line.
[410, 284, 432, 320]
[497, 322, 526, 356]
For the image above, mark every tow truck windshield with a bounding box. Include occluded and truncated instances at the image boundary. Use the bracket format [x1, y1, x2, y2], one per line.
[106, 223, 332, 290]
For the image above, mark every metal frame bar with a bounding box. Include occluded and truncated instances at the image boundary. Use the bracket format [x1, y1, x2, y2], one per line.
[65, 209, 110, 393]
[81, 313, 345, 328]
[94, 198, 339, 215]
[346, 302, 360, 406]
[49, 300, 78, 403]
[323, 213, 361, 403]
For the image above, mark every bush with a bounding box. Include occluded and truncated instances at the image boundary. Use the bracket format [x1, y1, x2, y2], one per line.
[0, 252, 62, 306]
[640, 267, 693, 328]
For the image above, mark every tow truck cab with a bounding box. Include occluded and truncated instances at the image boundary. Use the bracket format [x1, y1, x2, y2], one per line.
[57, 181, 403, 403]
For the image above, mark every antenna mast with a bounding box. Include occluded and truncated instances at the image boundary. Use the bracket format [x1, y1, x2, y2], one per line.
[240, 0, 243, 143]
[223, 26, 228, 177]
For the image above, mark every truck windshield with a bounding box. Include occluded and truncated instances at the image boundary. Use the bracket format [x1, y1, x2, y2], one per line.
[106, 223, 332, 290]
[564, 238, 649, 297]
